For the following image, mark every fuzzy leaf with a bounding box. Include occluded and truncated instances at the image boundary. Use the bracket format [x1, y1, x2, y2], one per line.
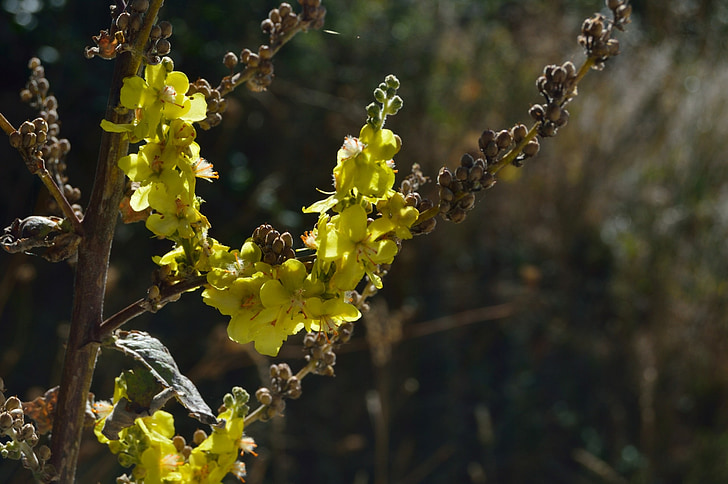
[111, 330, 218, 425]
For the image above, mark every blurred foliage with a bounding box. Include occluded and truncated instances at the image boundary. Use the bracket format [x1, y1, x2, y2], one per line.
[2, 0, 728, 483]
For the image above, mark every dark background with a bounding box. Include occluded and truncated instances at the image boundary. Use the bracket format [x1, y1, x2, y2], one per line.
[2, 0, 728, 482]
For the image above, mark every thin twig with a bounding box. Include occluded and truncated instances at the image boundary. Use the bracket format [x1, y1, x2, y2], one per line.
[97, 275, 208, 339]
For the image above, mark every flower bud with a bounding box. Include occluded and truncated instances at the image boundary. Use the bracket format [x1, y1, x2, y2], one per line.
[512, 124, 527, 143]
[193, 429, 207, 446]
[255, 45, 271, 61]
[545, 103, 561, 122]
[223, 52, 238, 69]
[131, 0, 149, 12]
[277, 363, 292, 381]
[9, 131, 22, 148]
[496, 130, 512, 149]
[159, 20, 173, 38]
[156, 39, 171, 56]
[438, 186, 454, 202]
[459, 193, 476, 211]
[172, 435, 186, 452]
[437, 167, 452, 187]
[279, 2, 292, 16]
[19, 423, 36, 441]
[523, 139, 540, 157]
[529, 104, 545, 121]
[448, 207, 467, 223]
[256, 388, 273, 406]
[36, 445, 51, 462]
[0, 412, 12, 429]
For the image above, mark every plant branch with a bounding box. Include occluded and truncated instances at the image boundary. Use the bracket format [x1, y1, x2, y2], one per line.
[0, 112, 14, 135]
[49, 0, 164, 480]
[97, 275, 208, 339]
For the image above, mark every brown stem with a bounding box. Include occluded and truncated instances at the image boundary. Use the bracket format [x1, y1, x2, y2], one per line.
[97, 275, 207, 339]
[49, 0, 164, 479]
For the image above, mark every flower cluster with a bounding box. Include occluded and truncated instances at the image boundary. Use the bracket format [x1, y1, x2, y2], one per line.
[109, 66, 416, 357]
[103, 58, 218, 266]
[94, 376, 253, 484]
[202, 75, 418, 356]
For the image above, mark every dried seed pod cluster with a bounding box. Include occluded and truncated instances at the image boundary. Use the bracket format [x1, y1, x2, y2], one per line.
[528, 61, 577, 138]
[261, 2, 300, 46]
[578, 0, 631, 69]
[237, 45, 275, 93]
[0, 380, 56, 482]
[15, 59, 81, 214]
[85, 0, 173, 63]
[298, 0, 327, 31]
[254, 363, 301, 421]
[400, 163, 437, 235]
[187, 78, 227, 130]
[437, 152, 497, 223]
[302, 327, 351, 376]
[251, 224, 297, 266]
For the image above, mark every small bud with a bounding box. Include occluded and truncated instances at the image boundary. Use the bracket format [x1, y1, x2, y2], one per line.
[22, 132, 37, 147]
[545, 103, 561, 122]
[495, 130, 512, 149]
[449, 207, 467, 223]
[261, 18, 275, 33]
[438, 186, 454, 202]
[150, 24, 162, 40]
[478, 130, 495, 151]
[258, 45, 273, 60]
[437, 167, 452, 187]
[247, 53, 260, 67]
[192, 429, 207, 446]
[37, 78, 49, 96]
[529, 104, 545, 121]
[484, 141, 499, 159]
[522, 139, 539, 158]
[388, 95, 403, 114]
[223, 52, 238, 69]
[280, 232, 293, 248]
[279, 2, 292, 16]
[459, 193, 476, 211]
[455, 166, 469, 181]
[36, 445, 51, 462]
[131, 0, 149, 12]
[172, 435, 186, 452]
[460, 153, 474, 168]
[28, 57, 41, 69]
[373, 88, 386, 103]
[366, 102, 380, 119]
[156, 39, 171, 56]
[9, 131, 22, 148]
[19, 121, 34, 134]
[385, 74, 400, 90]
[0, 412, 12, 429]
[19, 423, 36, 441]
[159, 20, 173, 38]
[277, 363, 292, 381]
[256, 388, 273, 406]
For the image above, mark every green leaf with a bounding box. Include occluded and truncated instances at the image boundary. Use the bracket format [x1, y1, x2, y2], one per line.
[110, 330, 218, 426]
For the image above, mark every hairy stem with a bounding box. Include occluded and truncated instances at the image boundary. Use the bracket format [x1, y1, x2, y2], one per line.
[49, 0, 163, 479]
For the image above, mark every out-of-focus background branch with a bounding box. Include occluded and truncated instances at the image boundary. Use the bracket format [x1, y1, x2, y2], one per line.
[2, 1, 727, 482]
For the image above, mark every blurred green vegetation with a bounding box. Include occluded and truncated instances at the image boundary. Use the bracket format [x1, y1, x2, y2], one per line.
[2, 0, 728, 483]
